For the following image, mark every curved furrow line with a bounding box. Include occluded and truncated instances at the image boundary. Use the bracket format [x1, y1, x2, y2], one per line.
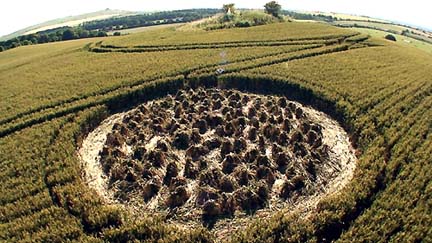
[100, 32, 359, 49]
[0, 40, 368, 138]
[0, 45, 323, 129]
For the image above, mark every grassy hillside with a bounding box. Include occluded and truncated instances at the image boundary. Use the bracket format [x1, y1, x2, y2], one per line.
[0, 21, 431, 242]
[0, 9, 133, 41]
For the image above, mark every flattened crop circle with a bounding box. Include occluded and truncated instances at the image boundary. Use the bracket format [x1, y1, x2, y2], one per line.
[79, 87, 356, 233]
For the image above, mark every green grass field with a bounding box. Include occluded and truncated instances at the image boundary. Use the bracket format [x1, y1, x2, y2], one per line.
[0, 20, 431, 242]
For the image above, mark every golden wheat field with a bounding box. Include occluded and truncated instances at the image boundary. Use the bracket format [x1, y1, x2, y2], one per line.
[0, 20, 431, 243]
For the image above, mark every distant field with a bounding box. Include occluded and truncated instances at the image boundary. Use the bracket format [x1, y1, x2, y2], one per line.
[289, 11, 432, 48]
[287, 17, 432, 54]
[107, 23, 185, 35]
[351, 27, 432, 54]
[335, 20, 407, 33]
[0, 9, 134, 41]
[335, 20, 432, 40]
[0, 21, 431, 243]
[297, 11, 391, 22]
[24, 14, 122, 35]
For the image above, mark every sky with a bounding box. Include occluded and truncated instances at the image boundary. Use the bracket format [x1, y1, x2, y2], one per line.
[0, 0, 431, 37]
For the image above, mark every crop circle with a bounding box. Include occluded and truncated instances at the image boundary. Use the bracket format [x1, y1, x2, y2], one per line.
[80, 87, 356, 230]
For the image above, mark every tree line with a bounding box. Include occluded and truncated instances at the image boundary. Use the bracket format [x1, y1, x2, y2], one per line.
[0, 9, 222, 52]
[0, 5, 291, 53]
[282, 10, 339, 22]
[0, 27, 107, 51]
[81, 9, 222, 31]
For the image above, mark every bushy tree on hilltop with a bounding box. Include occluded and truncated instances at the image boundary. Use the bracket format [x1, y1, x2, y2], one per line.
[264, 1, 282, 18]
[223, 3, 235, 14]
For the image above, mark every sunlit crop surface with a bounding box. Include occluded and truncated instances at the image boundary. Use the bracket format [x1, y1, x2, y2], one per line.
[0, 20, 431, 243]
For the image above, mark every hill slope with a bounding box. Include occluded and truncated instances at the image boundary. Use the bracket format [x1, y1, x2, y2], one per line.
[0, 9, 135, 41]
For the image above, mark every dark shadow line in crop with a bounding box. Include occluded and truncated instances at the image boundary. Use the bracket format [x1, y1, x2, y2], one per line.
[0, 44, 324, 129]
[110, 32, 360, 49]
[234, 45, 354, 72]
[0, 37, 368, 138]
[92, 41, 331, 53]
[205, 43, 367, 78]
[0, 44, 345, 138]
[92, 36, 355, 53]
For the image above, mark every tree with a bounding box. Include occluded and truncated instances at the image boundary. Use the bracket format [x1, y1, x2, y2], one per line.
[79, 30, 90, 38]
[29, 37, 38, 44]
[5, 38, 19, 47]
[264, 1, 282, 18]
[39, 34, 50, 43]
[11, 41, 21, 48]
[0, 46, 4, 52]
[223, 3, 235, 14]
[22, 40, 32, 46]
[48, 33, 59, 42]
[97, 31, 108, 37]
[385, 34, 397, 41]
[62, 29, 77, 40]
[113, 32, 121, 36]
